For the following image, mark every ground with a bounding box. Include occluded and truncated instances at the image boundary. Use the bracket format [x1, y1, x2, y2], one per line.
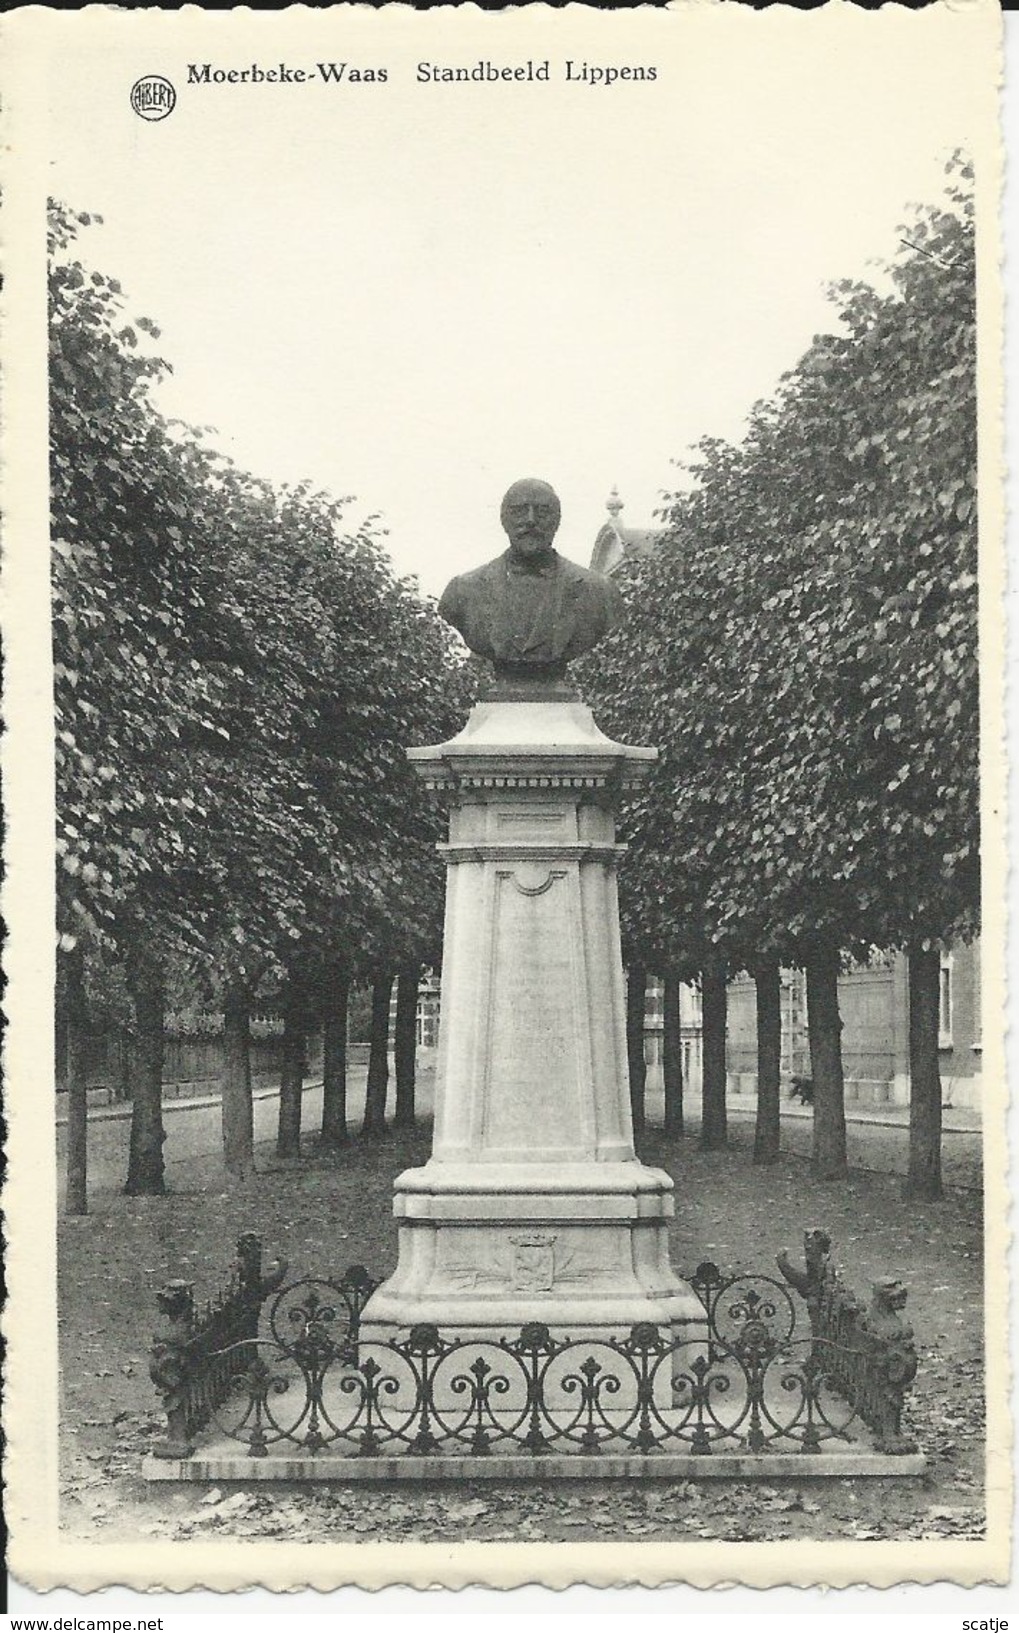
[55, 1069, 983, 1199]
[57, 1086, 985, 1547]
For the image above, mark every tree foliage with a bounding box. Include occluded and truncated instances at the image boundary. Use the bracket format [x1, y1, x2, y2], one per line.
[584, 157, 977, 973]
[50, 201, 467, 1191]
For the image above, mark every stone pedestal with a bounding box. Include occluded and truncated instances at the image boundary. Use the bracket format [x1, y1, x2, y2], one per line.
[360, 692, 704, 1346]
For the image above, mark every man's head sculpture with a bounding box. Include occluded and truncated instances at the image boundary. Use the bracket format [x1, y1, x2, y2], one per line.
[499, 477, 562, 562]
[437, 478, 623, 686]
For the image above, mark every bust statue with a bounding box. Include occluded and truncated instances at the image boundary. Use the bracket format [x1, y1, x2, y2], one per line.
[438, 478, 624, 683]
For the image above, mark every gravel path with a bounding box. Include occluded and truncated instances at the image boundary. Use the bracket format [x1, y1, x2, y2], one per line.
[56, 1066, 982, 1200]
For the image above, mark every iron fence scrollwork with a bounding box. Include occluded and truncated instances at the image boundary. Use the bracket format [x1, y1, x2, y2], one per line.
[149, 1232, 288, 1458]
[776, 1228, 918, 1453]
[149, 1229, 918, 1462]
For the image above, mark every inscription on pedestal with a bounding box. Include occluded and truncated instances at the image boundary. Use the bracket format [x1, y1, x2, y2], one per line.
[496, 807, 569, 830]
[484, 868, 582, 1152]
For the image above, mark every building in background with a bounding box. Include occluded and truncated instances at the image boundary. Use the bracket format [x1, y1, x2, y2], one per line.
[725, 944, 981, 1110]
[589, 487, 664, 577]
[642, 976, 703, 1089]
[415, 970, 442, 1049]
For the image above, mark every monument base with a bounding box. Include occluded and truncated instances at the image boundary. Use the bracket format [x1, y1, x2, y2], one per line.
[360, 693, 700, 1357]
[359, 1159, 706, 1345]
[144, 1448, 927, 1483]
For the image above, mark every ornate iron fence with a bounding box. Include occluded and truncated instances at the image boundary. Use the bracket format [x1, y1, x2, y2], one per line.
[776, 1228, 918, 1453]
[149, 1232, 917, 1462]
[148, 1233, 289, 1458]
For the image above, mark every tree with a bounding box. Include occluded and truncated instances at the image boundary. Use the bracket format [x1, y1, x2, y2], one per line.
[50, 201, 467, 1193]
[752, 957, 782, 1165]
[221, 982, 256, 1180]
[61, 947, 89, 1216]
[51, 201, 229, 1198]
[394, 964, 421, 1130]
[662, 971, 685, 1137]
[51, 206, 232, 956]
[905, 945, 943, 1200]
[318, 958, 352, 1149]
[700, 952, 728, 1152]
[361, 971, 394, 1138]
[582, 159, 977, 1184]
[276, 975, 308, 1160]
[124, 960, 166, 1195]
[625, 963, 648, 1138]
[805, 937, 847, 1179]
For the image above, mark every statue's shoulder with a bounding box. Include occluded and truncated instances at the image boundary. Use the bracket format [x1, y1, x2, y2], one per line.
[560, 556, 603, 583]
[438, 556, 505, 625]
[458, 555, 507, 589]
[559, 555, 622, 601]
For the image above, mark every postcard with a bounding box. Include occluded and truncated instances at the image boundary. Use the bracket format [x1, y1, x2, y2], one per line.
[2, 0, 1008, 1601]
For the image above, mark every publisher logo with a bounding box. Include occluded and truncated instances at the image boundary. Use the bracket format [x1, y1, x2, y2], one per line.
[130, 75, 176, 121]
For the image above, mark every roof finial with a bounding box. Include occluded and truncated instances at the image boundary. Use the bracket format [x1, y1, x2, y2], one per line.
[606, 486, 624, 519]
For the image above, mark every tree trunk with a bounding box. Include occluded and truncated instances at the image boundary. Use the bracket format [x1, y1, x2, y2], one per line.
[125, 966, 166, 1196]
[700, 950, 728, 1150]
[662, 970, 684, 1137]
[806, 938, 847, 1180]
[64, 948, 89, 1216]
[753, 956, 782, 1165]
[221, 985, 255, 1181]
[276, 982, 306, 1159]
[319, 960, 351, 1148]
[394, 964, 421, 1129]
[626, 962, 648, 1138]
[362, 971, 394, 1138]
[114, 1028, 132, 1103]
[905, 942, 943, 1201]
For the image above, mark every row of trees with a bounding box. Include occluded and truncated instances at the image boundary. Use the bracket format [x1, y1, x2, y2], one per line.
[54, 158, 979, 1209]
[51, 201, 470, 1210]
[584, 157, 978, 1199]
